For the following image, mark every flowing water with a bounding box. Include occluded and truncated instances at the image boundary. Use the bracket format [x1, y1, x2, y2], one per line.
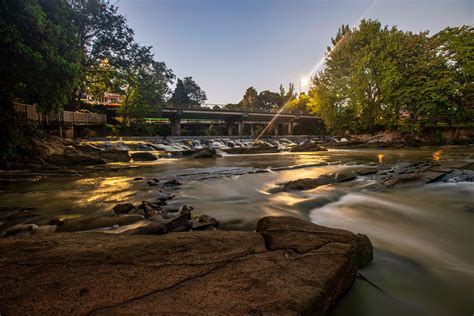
[0, 146, 473, 315]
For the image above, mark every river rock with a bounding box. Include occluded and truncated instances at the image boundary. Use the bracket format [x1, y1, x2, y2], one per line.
[276, 175, 335, 191]
[127, 207, 193, 235]
[156, 192, 174, 202]
[47, 153, 106, 166]
[0, 216, 373, 315]
[131, 152, 158, 161]
[192, 148, 221, 158]
[290, 141, 328, 152]
[192, 214, 219, 230]
[113, 203, 135, 214]
[163, 179, 182, 186]
[98, 149, 131, 162]
[2, 223, 57, 237]
[56, 215, 144, 232]
[224, 146, 279, 154]
[3, 224, 38, 237]
[137, 201, 162, 218]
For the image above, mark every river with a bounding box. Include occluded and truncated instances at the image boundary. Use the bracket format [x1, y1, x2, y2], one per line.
[0, 147, 473, 315]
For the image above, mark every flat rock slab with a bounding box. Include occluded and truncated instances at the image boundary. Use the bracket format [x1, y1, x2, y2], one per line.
[0, 216, 372, 316]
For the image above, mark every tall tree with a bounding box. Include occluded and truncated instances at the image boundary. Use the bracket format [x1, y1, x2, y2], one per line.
[68, 0, 134, 106]
[258, 90, 281, 112]
[169, 79, 191, 108]
[239, 87, 259, 110]
[119, 44, 174, 120]
[182, 76, 207, 107]
[0, 0, 80, 152]
[433, 26, 474, 125]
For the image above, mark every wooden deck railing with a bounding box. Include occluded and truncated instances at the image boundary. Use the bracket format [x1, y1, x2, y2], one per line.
[13, 103, 107, 125]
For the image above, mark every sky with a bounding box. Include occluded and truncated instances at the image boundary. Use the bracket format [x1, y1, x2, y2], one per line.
[118, 0, 473, 104]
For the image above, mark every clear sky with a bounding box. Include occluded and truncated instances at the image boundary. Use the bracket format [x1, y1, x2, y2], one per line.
[118, 0, 473, 104]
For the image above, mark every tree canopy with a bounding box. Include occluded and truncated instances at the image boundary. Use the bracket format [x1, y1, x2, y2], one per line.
[0, 0, 80, 112]
[169, 77, 207, 108]
[308, 20, 473, 134]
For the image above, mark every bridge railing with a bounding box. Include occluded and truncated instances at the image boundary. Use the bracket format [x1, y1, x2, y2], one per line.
[14, 103, 106, 125]
[164, 104, 313, 116]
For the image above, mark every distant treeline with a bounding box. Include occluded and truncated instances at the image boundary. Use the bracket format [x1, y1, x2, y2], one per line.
[303, 20, 473, 135]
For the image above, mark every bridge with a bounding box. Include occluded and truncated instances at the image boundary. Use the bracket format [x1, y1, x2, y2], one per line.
[153, 107, 322, 136]
[14, 103, 107, 138]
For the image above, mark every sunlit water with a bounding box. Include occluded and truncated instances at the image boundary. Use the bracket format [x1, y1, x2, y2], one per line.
[0, 148, 473, 315]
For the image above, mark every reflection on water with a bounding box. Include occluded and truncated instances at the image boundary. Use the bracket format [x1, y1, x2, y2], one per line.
[432, 149, 443, 161]
[378, 153, 384, 163]
[0, 147, 473, 315]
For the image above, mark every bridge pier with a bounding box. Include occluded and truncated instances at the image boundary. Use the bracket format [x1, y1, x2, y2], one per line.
[170, 118, 181, 136]
[287, 122, 294, 135]
[274, 124, 280, 136]
[60, 126, 74, 139]
[250, 125, 255, 137]
[237, 122, 244, 136]
[227, 124, 233, 136]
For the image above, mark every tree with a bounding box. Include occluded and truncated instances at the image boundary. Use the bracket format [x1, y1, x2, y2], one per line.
[258, 90, 282, 112]
[288, 93, 311, 113]
[308, 20, 472, 134]
[182, 77, 207, 107]
[68, 0, 134, 106]
[0, 0, 80, 153]
[279, 83, 297, 105]
[239, 87, 259, 110]
[169, 79, 191, 108]
[119, 44, 174, 120]
[433, 26, 474, 125]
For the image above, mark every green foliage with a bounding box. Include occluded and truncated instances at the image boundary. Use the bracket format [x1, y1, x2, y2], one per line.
[236, 84, 296, 112]
[182, 77, 207, 107]
[169, 79, 191, 107]
[0, 0, 80, 112]
[169, 77, 207, 108]
[309, 20, 474, 135]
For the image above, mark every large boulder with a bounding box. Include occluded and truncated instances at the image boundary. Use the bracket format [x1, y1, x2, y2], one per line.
[0, 216, 372, 315]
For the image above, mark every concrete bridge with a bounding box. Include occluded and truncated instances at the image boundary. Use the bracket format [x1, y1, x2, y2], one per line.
[154, 107, 322, 136]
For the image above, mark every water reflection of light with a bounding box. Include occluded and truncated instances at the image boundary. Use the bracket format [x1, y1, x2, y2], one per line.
[432, 150, 443, 161]
[378, 153, 384, 163]
[73, 176, 134, 205]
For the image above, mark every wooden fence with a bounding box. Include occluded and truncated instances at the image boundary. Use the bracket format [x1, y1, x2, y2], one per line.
[13, 103, 106, 126]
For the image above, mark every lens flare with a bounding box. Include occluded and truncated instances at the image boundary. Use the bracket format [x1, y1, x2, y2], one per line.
[304, 0, 377, 80]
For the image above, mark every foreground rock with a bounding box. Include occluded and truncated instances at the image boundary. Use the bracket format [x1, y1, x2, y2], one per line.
[0, 216, 372, 315]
